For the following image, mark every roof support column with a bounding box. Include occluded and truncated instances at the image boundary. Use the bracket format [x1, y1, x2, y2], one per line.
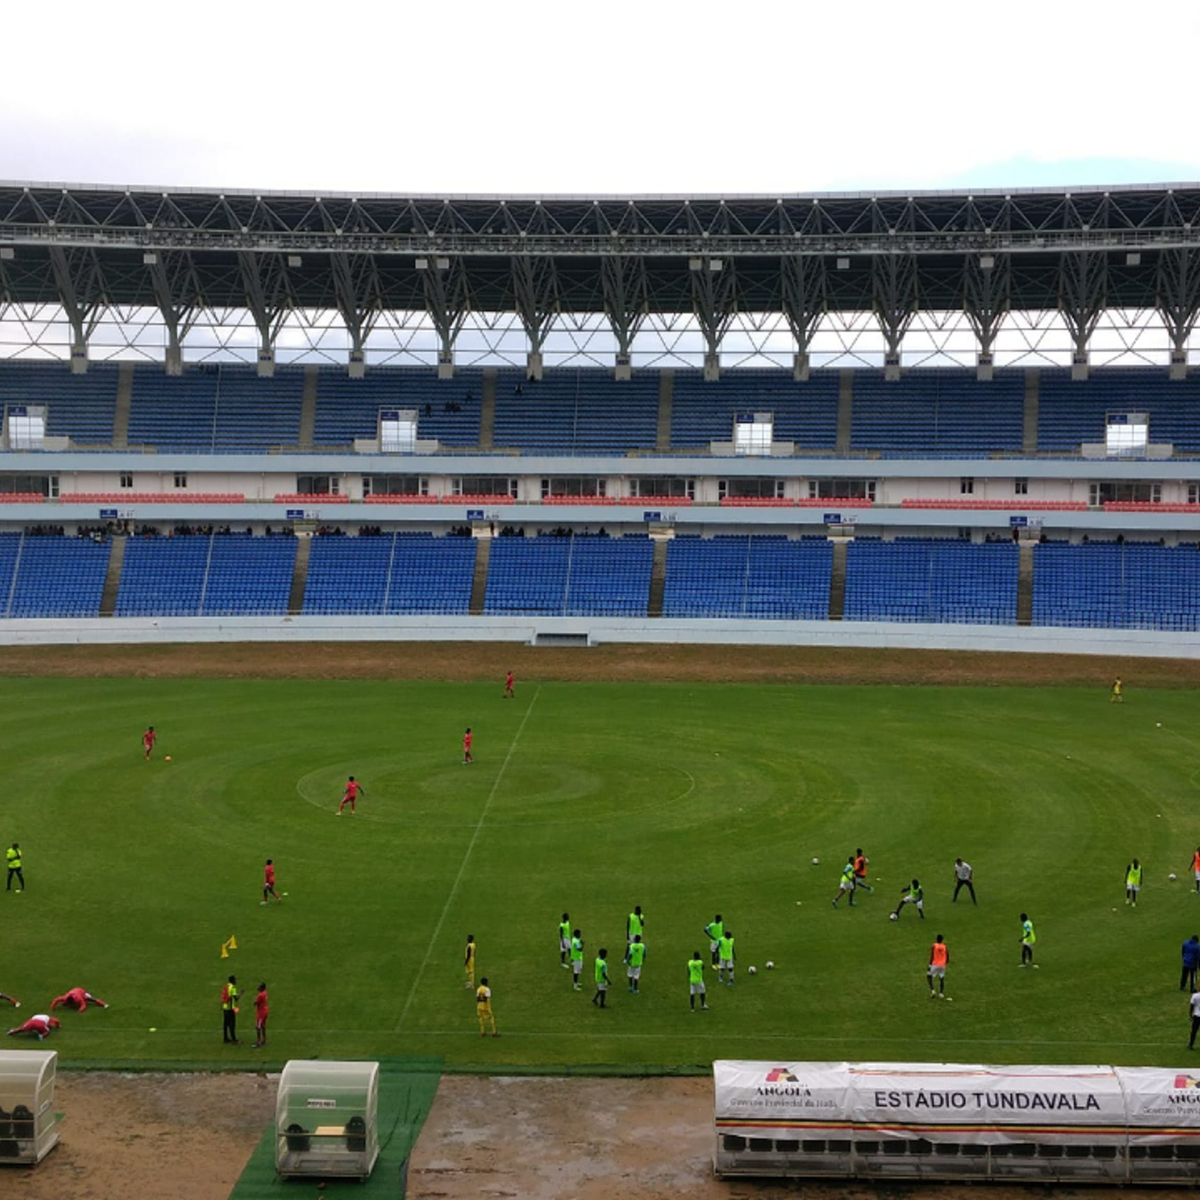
[1157, 248, 1200, 380]
[48, 246, 104, 374]
[331, 251, 384, 378]
[963, 253, 1011, 381]
[1058, 250, 1106, 380]
[689, 257, 737, 381]
[145, 251, 200, 376]
[601, 254, 649, 379]
[871, 253, 918, 380]
[511, 254, 558, 381]
[781, 254, 827, 381]
[418, 257, 469, 379]
[238, 251, 291, 378]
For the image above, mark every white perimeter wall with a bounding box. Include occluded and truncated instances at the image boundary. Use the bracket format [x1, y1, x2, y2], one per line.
[0, 616, 1196, 659]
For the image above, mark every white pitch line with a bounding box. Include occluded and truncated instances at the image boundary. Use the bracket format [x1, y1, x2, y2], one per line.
[394, 687, 541, 1031]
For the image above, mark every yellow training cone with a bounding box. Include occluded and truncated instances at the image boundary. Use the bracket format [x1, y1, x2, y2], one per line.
[227, 935, 238, 950]
[220, 943, 229, 959]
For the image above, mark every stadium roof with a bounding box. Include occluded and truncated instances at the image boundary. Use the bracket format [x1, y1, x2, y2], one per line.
[2, 181, 1200, 365]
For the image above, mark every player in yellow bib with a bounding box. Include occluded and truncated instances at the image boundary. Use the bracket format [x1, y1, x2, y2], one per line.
[464, 934, 476, 989]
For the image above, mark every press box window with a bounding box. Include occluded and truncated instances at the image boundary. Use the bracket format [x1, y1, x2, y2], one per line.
[6, 406, 46, 450]
[119, 472, 134, 489]
[174, 473, 188, 489]
[1106, 412, 1148, 457]
[380, 409, 418, 453]
[1014, 477, 1028, 496]
[733, 412, 773, 457]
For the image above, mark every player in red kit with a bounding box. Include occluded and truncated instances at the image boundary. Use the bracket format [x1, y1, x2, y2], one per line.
[50, 987, 109, 1012]
[462, 727, 474, 764]
[253, 982, 269, 1047]
[8, 1014, 60, 1040]
[0, 988, 18, 1008]
[338, 776, 363, 815]
[504, 671, 514, 699]
[143, 725, 157, 760]
[262, 859, 281, 904]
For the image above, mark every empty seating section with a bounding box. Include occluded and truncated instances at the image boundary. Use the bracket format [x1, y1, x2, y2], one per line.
[671, 370, 839, 450]
[1039, 369, 1200, 454]
[1032, 542, 1200, 630]
[484, 536, 652, 616]
[844, 539, 1018, 624]
[115, 535, 296, 616]
[313, 371, 483, 448]
[127, 366, 303, 451]
[0, 361, 117, 444]
[662, 535, 832, 619]
[303, 534, 476, 615]
[851, 371, 1024, 454]
[202, 536, 297, 616]
[491, 370, 658, 454]
[7, 537, 110, 617]
[0, 534, 21, 604]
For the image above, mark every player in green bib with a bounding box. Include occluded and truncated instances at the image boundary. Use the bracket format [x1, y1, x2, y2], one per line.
[687, 951, 709, 1011]
[703, 915, 724, 966]
[717, 932, 736, 985]
[591, 948, 610, 1008]
[569, 930, 584, 991]
[1125, 859, 1143, 907]
[627, 905, 645, 943]
[558, 913, 572, 966]
[625, 935, 647, 994]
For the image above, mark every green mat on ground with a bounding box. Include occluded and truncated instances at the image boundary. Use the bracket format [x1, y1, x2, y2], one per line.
[228, 1057, 442, 1200]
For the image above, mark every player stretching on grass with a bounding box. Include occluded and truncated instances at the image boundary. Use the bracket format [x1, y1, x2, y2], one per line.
[262, 859, 281, 904]
[50, 987, 108, 1012]
[7, 1014, 58, 1040]
[0, 989, 18, 1008]
[338, 776, 363, 815]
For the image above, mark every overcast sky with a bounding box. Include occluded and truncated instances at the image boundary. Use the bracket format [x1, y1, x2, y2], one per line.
[4, 0, 1199, 197]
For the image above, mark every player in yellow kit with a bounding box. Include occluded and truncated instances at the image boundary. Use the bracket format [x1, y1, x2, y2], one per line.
[464, 934, 476, 989]
[476, 977, 498, 1036]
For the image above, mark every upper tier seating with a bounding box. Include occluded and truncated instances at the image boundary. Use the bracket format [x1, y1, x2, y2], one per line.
[1038, 369, 1200, 454]
[313, 370, 483, 448]
[844, 538, 1019, 624]
[0, 361, 118, 444]
[127, 366, 304, 450]
[661, 535, 832, 619]
[851, 371, 1024, 455]
[484, 535, 654, 616]
[491, 370, 659, 454]
[671, 369, 839, 451]
[1031, 540, 1200, 630]
[302, 532, 477, 615]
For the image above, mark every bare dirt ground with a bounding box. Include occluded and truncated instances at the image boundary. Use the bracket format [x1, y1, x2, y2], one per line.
[6, 637, 1199, 1198]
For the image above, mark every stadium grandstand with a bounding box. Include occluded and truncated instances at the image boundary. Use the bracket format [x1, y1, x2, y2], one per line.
[2, 182, 1200, 647]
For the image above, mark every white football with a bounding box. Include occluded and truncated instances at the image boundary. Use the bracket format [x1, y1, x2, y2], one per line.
[1170, 873, 1178, 881]
[765, 961, 774, 970]
[811, 857, 819, 865]
[748, 965, 757, 975]
[889, 913, 898, 921]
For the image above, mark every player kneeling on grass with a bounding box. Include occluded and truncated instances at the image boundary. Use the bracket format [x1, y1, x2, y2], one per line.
[688, 951, 709, 1011]
[892, 880, 924, 921]
[8, 1014, 59, 1040]
[928, 935, 949, 998]
[476, 978, 498, 1036]
[50, 987, 108, 1012]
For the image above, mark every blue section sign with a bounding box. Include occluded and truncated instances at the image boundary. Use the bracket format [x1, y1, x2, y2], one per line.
[466, 509, 484, 520]
[99, 509, 118, 519]
[823, 513, 842, 524]
[642, 511, 662, 522]
[1009, 515, 1029, 528]
[286, 509, 306, 519]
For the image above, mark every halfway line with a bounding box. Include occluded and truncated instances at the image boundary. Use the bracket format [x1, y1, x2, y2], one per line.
[394, 687, 541, 1031]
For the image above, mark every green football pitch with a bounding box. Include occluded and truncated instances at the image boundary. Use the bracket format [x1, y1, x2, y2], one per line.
[2, 674, 1198, 1072]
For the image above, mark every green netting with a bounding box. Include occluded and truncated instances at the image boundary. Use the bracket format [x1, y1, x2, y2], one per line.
[228, 1057, 442, 1200]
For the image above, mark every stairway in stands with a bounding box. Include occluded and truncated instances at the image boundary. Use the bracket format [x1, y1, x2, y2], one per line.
[828, 541, 847, 619]
[469, 538, 490, 614]
[288, 537, 312, 614]
[647, 540, 668, 617]
[99, 536, 126, 617]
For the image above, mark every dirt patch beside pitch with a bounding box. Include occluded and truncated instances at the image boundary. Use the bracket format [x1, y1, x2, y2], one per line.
[1, 640, 1197, 688]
